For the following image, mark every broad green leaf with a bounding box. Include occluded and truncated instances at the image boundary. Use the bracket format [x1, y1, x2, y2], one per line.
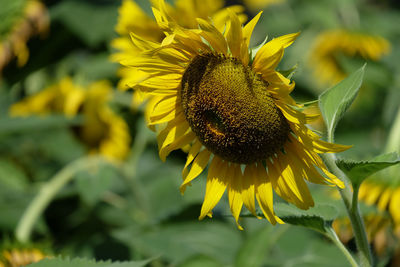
[235, 225, 283, 267]
[27, 257, 153, 267]
[112, 222, 242, 265]
[336, 152, 400, 187]
[76, 164, 116, 206]
[0, 0, 26, 38]
[0, 159, 28, 191]
[319, 64, 365, 138]
[274, 203, 338, 234]
[0, 115, 83, 135]
[51, 1, 119, 47]
[177, 255, 222, 267]
[268, 226, 349, 267]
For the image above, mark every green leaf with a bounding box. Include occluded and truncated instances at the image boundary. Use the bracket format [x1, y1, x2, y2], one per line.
[274, 203, 338, 234]
[0, 115, 83, 135]
[51, 1, 119, 47]
[336, 152, 400, 187]
[319, 64, 365, 139]
[177, 255, 222, 267]
[113, 222, 242, 265]
[0, 158, 28, 191]
[76, 164, 117, 206]
[235, 225, 284, 267]
[27, 257, 153, 267]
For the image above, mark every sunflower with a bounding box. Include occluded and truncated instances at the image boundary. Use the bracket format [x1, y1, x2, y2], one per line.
[111, 0, 246, 118]
[0, 0, 48, 74]
[309, 29, 390, 86]
[242, 0, 285, 12]
[358, 181, 400, 231]
[10, 77, 131, 161]
[0, 247, 48, 267]
[121, 1, 350, 228]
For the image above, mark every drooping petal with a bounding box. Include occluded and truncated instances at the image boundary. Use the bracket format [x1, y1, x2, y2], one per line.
[199, 157, 229, 219]
[255, 163, 283, 224]
[228, 163, 244, 230]
[180, 149, 212, 193]
[241, 164, 260, 218]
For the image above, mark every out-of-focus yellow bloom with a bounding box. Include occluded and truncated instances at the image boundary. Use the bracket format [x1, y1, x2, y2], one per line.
[359, 181, 400, 231]
[10, 77, 85, 117]
[10, 77, 131, 160]
[0, 0, 49, 74]
[242, 0, 284, 11]
[309, 29, 390, 86]
[0, 248, 47, 267]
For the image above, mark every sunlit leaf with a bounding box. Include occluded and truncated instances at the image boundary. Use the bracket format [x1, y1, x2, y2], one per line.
[336, 152, 400, 187]
[319, 64, 365, 138]
[274, 203, 338, 234]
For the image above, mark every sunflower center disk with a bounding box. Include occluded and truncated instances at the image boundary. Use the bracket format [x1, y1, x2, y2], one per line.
[181, 54, 290, 164]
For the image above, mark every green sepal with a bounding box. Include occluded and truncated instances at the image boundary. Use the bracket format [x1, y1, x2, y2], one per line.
[278, 63, 298, 79]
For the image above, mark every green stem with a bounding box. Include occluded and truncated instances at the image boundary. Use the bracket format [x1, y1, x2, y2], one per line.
[326, 227, 359, 267]
[15, 156, 111, 243]
[384, 106, 400, 154]
[322, 153, 373, 267]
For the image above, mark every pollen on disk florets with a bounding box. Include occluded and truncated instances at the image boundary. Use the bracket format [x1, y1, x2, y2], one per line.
[181, 53, 290, 164]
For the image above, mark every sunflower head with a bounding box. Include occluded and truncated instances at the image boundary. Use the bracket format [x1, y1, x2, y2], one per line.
[181, 53, 290, 164]
[122, 1, 351, 228]
[0, 0, 49, 73]
[0, 241, 50, 267]
[10, 78, 131, 160]
[310, 29, 391, 85]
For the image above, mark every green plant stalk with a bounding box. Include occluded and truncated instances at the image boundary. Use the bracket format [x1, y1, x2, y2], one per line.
[322, 152, 373, 267]
[325, 226, 359, 267]
[385, 106, 400, 154]
[15, 156, 111, 243]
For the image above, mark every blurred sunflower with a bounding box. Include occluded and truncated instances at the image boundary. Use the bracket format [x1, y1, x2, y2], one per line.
[241, 0, 285, 12]
[120, 0, 350, 228]
[0, 0, 49, 74]
[10, 77, 131, 160]
[309, 29, 390, 86]
[0, 246, 48, 267]
[110, 0, 246, 122]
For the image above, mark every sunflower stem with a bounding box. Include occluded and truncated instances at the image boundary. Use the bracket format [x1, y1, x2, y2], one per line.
[326, 226, 359, 267]
[322, 153, 373, 267]
[15, 156, 113, 243]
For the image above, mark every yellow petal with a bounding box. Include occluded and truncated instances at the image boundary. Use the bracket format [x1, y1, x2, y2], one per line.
[226, 10, 242, 59]
[199, 157, 228, 220]
[253, 32, 300, 72]
[242, 164, 260, 218]
[180, 149, 212, 193]
[255, 163, 283, 224]
[273, 154, 314, 209]
[159, 130, 196, 160]
[197, 18, 228, 55]
[228, 163, 244, 230]
[242, 11, 262, 48]
[182, 140, 203, 178]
